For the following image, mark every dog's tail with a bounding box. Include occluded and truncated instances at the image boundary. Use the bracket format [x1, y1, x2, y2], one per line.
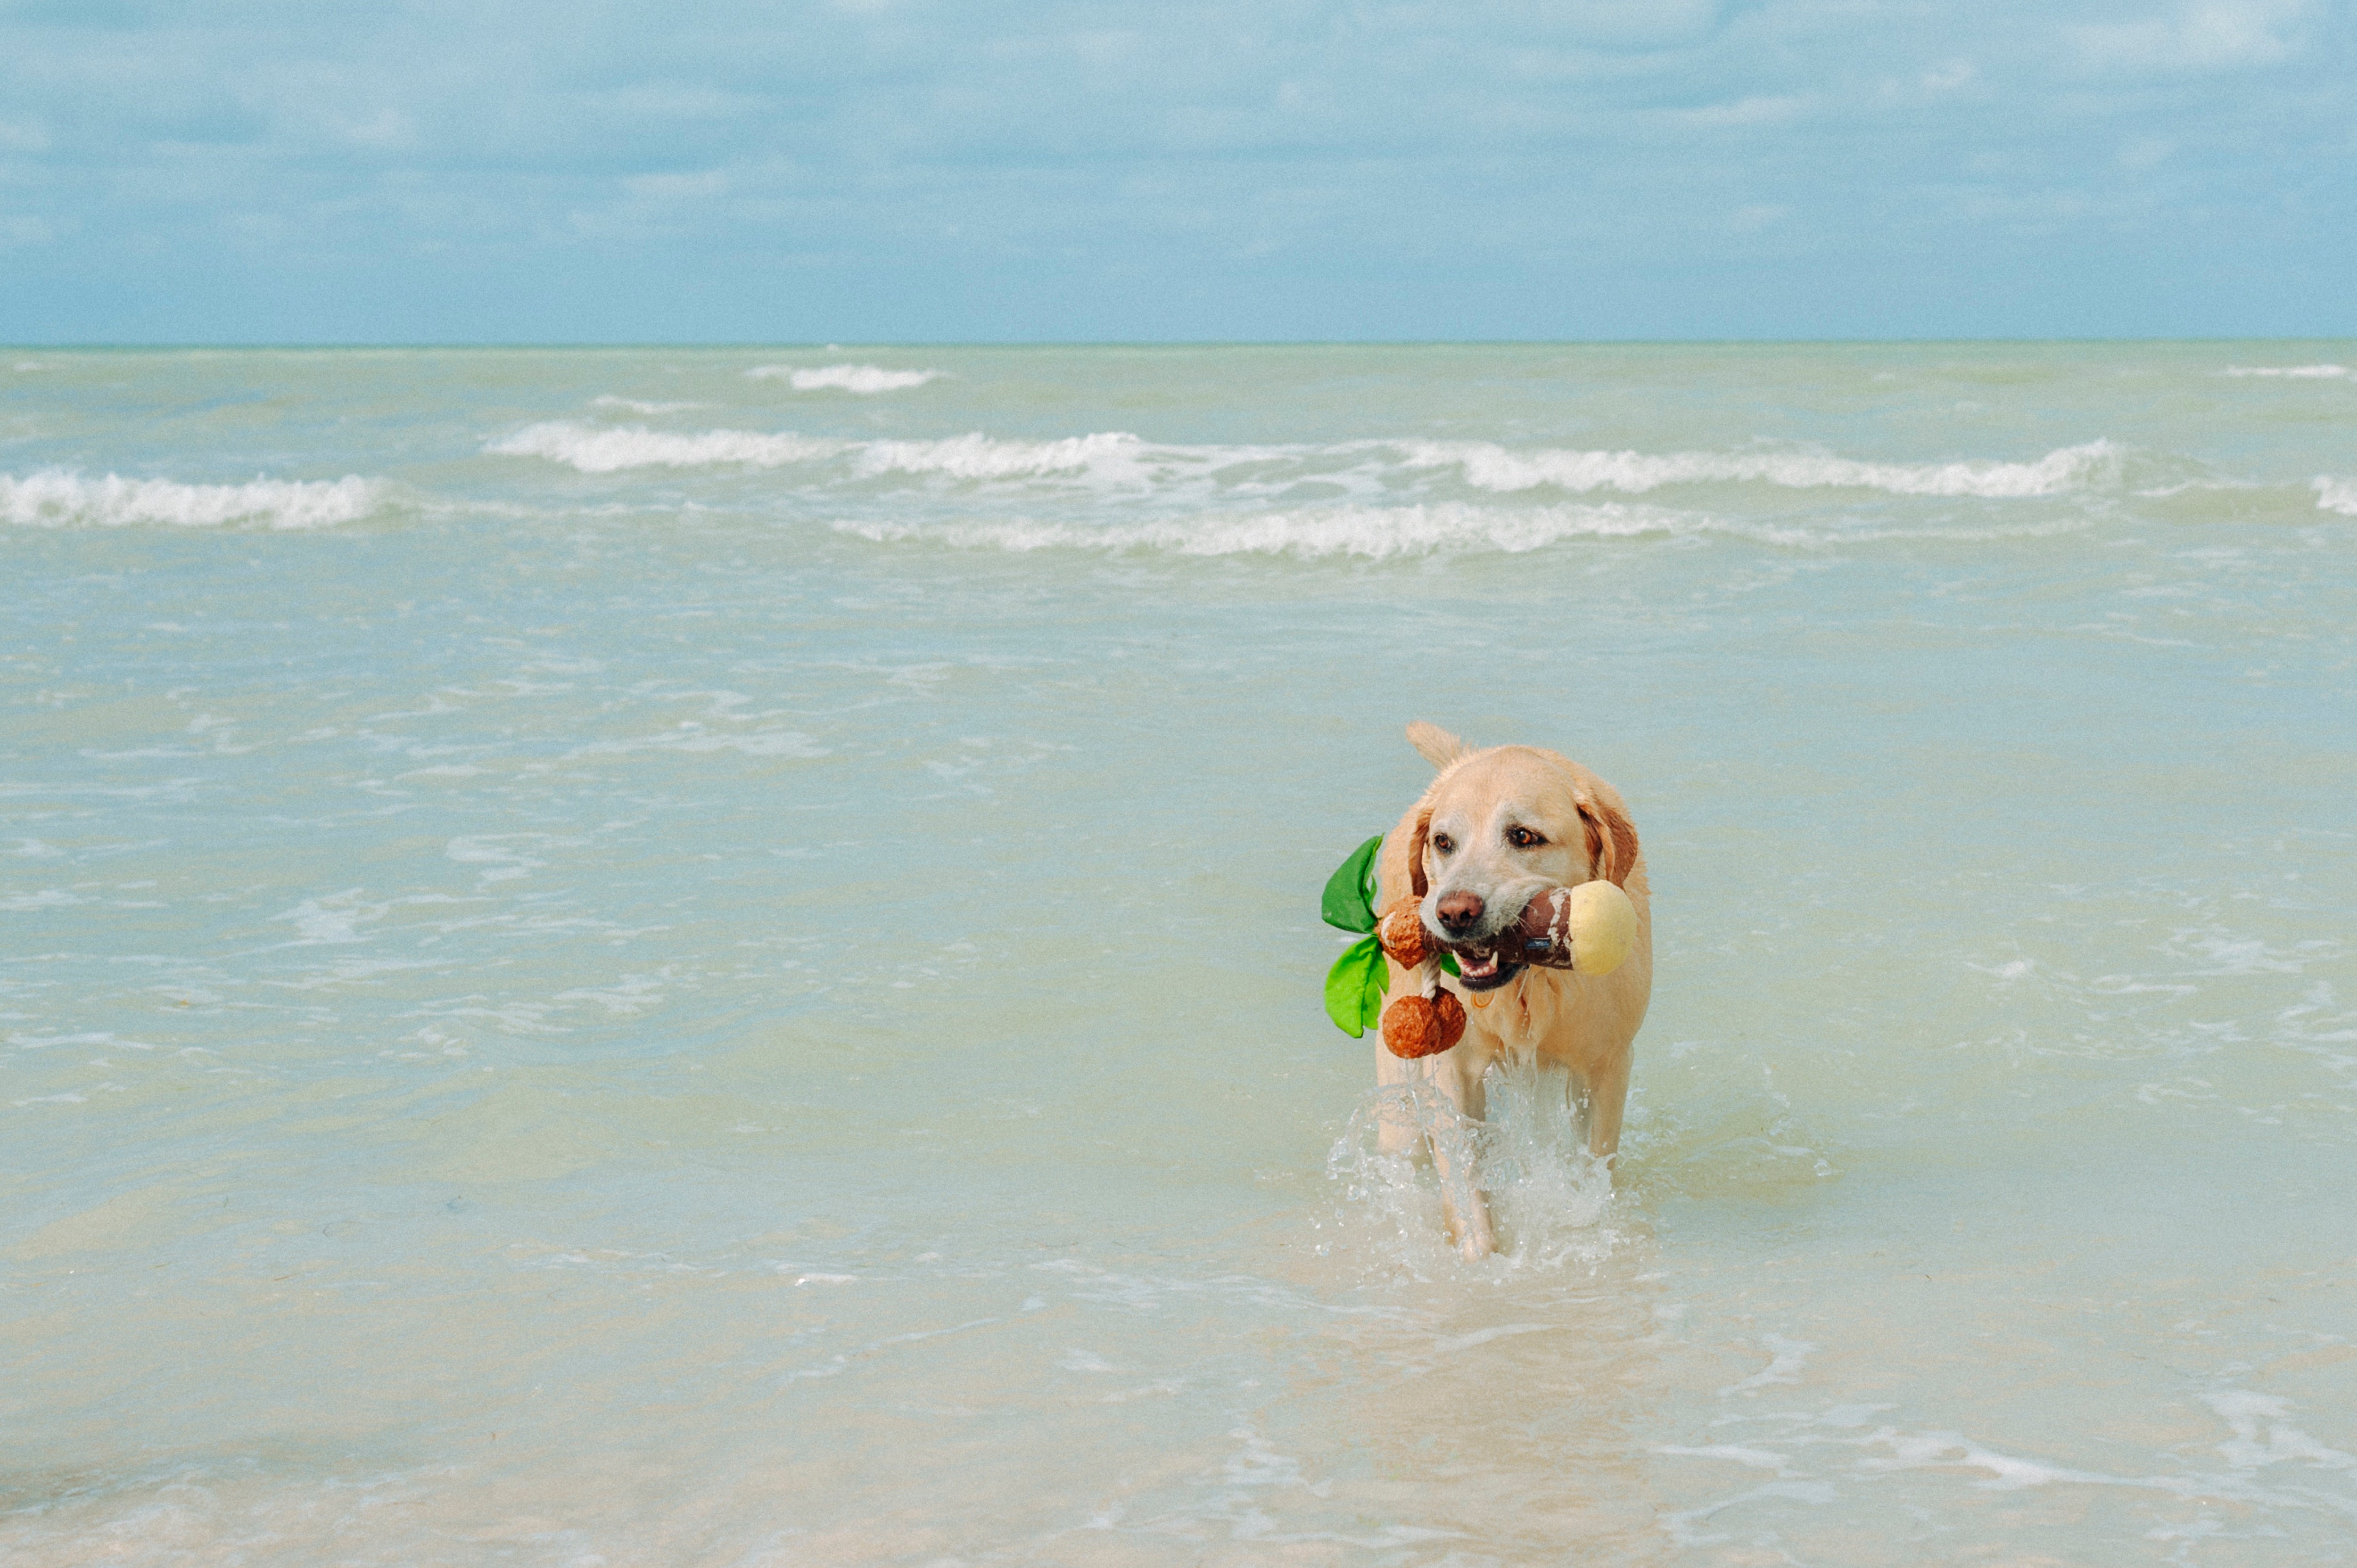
[1405, 720, 1468, 769]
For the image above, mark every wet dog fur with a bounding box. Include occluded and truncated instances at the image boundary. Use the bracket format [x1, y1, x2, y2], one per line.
[1373, 721, 1653, 1260]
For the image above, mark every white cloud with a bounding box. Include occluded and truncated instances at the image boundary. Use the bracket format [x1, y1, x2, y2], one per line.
[0, 0, 2349, 338]
[337, 109, 415, 149]
[624, 170, 731, 201]
[1670, 93, 1811, 129]
[604, 82, 768, 120]
[2074, 0, 2313, 71]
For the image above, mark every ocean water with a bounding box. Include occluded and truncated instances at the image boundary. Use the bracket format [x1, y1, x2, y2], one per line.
[4, 343, 2354, 1565]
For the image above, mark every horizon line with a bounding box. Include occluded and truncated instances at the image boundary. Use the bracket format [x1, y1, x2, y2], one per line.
[8, 334, 2357, 353]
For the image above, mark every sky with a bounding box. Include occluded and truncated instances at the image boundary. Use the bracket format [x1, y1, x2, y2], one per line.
[0, 0, 2351, 343]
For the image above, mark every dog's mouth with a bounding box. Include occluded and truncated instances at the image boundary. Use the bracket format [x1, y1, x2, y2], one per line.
[1449, 943, 1524, 992]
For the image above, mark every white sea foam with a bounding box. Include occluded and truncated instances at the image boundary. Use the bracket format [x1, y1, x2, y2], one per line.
[849, 431, 1146, 482]
[0, 469, 383, 530]
[835, 500, 2096, 559]
[2314, 476, 2357, 516]
[2225, 364, 2352, 379]
[1402, 439, 2123, 498]
[591, 395, 702, 414]
[486, 421, 841, 474]
[837, 501, 1719, 559]
[485, 425, 2136, 508]
[747, 363, 943, 393]
[568, 728, 828, 760]
[1720, 1334, 1818, 1396]
[490, 422, 1154, 485]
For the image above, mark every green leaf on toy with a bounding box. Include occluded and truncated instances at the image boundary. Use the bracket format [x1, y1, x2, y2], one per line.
[1320, 833, 1383, 933]
[1322, 934, 1390, 1037]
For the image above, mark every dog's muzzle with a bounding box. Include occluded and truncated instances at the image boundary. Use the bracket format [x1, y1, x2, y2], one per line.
[1434, 885, 1582, 992]
[1447, 941, 1524, 992]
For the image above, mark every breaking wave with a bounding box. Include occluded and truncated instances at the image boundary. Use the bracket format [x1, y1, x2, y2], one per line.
[1402, 439, 2124, 499]
[591, 395, 702, 414]
[838, 502, 1837, 558]
[2225, 365, 2352, 380]
[486, 422, 841, 473]
[2315, 476, 2357, 516]
[488, 422, 1144, 482]
[486, 421, 2139, 511]
[836, 502, 2102, 559]
[747, 363, 942, 393]
[0, 469, 385, 530]
[849, 431, 1143, 481]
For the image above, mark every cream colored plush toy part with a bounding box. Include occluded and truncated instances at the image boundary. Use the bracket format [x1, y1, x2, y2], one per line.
[1517, 879, 1639, 977]
[1566, 879, 1638, 976]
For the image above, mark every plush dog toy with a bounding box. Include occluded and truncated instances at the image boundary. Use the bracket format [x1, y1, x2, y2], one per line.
[1507, 881, 1640, 977]
[1380, 987, 1466, 1058]
[1323, 834, 1639, 1059]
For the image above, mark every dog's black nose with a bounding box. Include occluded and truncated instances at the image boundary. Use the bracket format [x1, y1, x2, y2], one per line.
[1436, 891, 1484, 935]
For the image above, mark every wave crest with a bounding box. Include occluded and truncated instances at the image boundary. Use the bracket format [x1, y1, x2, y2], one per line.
[2226, 365, 2352, 380]
[747, 363, 942, 393]
[2315, 476, 2357, 516]
[487, 422, 840, 474]
[837, 502, 1733, 559]
[591, 395, 702, 414]
[850, 432, 1144, 482]
[1, 469, 383, 530]
[837, 502, 2096, 559]
[489, 422, 1143, 482]
[485, 422, 2143, 509]
[1403, 439, 2123, 499]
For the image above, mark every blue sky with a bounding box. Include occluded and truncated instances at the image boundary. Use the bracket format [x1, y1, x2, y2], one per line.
[1, 0, 2350, 342]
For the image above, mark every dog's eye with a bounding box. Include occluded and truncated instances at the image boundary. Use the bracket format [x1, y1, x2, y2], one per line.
[1506, 826, 1546, 849]
[1432, 834, 1455, 854]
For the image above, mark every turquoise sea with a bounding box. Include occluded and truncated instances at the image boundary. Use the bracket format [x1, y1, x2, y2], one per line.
[5, 344, 2354, 1564]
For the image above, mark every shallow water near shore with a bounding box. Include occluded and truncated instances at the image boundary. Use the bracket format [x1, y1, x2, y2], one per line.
[5, 343, 2355, 1564]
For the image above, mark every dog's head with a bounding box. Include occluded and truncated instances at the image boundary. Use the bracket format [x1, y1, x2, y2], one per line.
[1407, 739, 1638, 992]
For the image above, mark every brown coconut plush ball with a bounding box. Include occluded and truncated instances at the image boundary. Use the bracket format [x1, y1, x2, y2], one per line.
[1376, 897, 1437, 969]
[1382, 990, 1467, 1059]
[1511, 886, 1578, 969]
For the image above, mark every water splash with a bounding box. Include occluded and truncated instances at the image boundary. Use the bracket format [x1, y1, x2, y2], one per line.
[1325, 1059, 1621, 1277]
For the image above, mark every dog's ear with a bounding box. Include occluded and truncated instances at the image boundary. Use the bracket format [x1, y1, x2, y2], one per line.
[1408, 807, 1434, 898]
[1405, 721, 1467, 770]
[1576, 799, 1640, 888]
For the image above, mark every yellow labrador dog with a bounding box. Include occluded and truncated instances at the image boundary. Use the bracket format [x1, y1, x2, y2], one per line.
[1375, 721, 1653, 1259]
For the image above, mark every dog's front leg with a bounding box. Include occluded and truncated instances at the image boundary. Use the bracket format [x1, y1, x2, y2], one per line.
[1422, 1045, 1495, 1261]
[1373, 1038, 1423, 1159]
[1582, 1055, 1630, 1163]
[1562, 1069, 1591, 1150]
